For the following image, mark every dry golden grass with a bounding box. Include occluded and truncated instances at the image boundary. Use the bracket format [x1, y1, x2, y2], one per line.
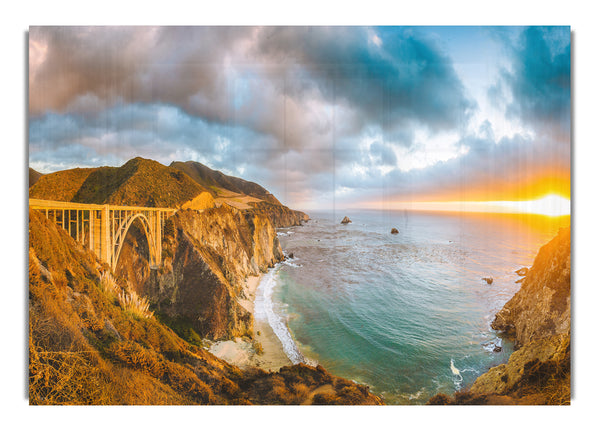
[100, 271, 119, 295]
[118, 289, 154, 319]
[28, 208, 382, 405]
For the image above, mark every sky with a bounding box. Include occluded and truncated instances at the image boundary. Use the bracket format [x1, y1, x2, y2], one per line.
[28, 26, 571, 211]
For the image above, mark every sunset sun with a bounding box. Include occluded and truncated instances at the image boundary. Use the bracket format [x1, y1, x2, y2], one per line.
[494, 194, 571, 217]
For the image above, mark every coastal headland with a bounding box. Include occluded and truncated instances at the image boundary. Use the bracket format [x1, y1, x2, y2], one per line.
[428, 227, 571, 405]
[28, 157, 381, 405]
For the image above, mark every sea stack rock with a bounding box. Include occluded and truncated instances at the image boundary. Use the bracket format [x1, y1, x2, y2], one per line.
[391, 228, 399, 234]
[341, 216, 352, 224]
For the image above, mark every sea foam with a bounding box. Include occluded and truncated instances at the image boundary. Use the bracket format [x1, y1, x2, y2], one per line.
[254, 265, 306, 365]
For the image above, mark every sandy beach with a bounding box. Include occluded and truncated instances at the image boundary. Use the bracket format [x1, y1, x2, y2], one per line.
[209, 274, 292, 371]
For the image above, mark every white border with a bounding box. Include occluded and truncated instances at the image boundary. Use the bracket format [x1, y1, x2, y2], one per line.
[3, 1, 597, 429]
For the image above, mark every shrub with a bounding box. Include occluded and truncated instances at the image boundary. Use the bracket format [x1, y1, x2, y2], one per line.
[99, 271, 119, 296]
[118, 289, 154, 319]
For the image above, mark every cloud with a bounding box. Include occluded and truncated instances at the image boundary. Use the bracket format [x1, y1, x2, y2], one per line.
[30, 27, 475, 146]
[29, 26, 570, 209]
[253, 27, 475, 134]
[336, 123, 570, 207]
[490, 27, 571, 137]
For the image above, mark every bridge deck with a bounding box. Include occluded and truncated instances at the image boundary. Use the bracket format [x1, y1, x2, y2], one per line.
[29, 198, 177, 212]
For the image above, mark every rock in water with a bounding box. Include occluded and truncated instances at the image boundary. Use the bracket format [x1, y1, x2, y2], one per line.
[341, 216, 352, 224]
[391, 228, 399, 234]
[482, 277, 493, 285]
[515, 267, 529, 276]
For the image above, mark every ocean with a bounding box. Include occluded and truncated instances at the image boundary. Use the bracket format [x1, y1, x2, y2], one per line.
[255, 210, 570, 405]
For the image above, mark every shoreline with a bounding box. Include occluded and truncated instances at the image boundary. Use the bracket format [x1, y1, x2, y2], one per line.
[208, 273, 293, 371]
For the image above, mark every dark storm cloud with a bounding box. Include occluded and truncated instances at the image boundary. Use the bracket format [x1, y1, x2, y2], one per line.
[253, 26, 475, 134]
[30, 26, 474, 145]
[29, 26, 254, 121]
[490, 26, 570, 136]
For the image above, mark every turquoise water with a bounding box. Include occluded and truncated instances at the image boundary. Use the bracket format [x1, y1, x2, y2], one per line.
[261, 210, 569, 404]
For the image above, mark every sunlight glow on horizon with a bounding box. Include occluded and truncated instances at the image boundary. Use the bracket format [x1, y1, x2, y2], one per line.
[367, 193, 571, 217]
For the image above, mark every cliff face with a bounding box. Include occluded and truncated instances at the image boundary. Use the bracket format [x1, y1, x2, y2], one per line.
[29, 209, 381, 405]
[428, 226, 571, 405]
[249, 201, 310, 228]
[29, 157, 307, 341]
[492, 227, 571, 348]
[115, 205, 284, 340]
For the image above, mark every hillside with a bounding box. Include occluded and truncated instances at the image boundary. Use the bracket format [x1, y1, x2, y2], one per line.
[428, 227, 571, 405]
[28, 167, 95, 201]
[28, 209, 382, 405]
[170, 160, 309, 227]
[29, 157, 309, 227]
[170, 160, 282, 205]
[29, 167, 43, 186]
[30, 157, 209, 208]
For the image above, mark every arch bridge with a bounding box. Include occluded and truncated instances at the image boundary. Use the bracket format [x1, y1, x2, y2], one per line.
[29, 199, 177, 270]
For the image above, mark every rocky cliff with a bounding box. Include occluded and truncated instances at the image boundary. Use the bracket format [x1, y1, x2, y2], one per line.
[116, 204, 284, 340]
[249, 201, 310, 228]
[491, 227, 571, 348]
[29, 209, 382, 405]
[428, 227, 571, 405]
[29, 157, 310, 343]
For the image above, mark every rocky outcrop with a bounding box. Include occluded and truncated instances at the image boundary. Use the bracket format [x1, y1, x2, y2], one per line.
[249, 201, 309, 228]
[428, 226, 571, 405]
[341, 216, 351, 224]
[491, 227, 570, 348]
[516, 267, 529, 277]
[391, 228, 399, 234]
[116, 205, 284, 340]
[468, 333, 570, 398]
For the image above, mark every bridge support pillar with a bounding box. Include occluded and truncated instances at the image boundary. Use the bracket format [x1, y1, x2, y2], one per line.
[101, 205, 111, 267]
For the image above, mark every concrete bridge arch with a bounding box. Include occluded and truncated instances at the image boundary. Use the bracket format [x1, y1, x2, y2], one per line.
[29, 199, 176, 270]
